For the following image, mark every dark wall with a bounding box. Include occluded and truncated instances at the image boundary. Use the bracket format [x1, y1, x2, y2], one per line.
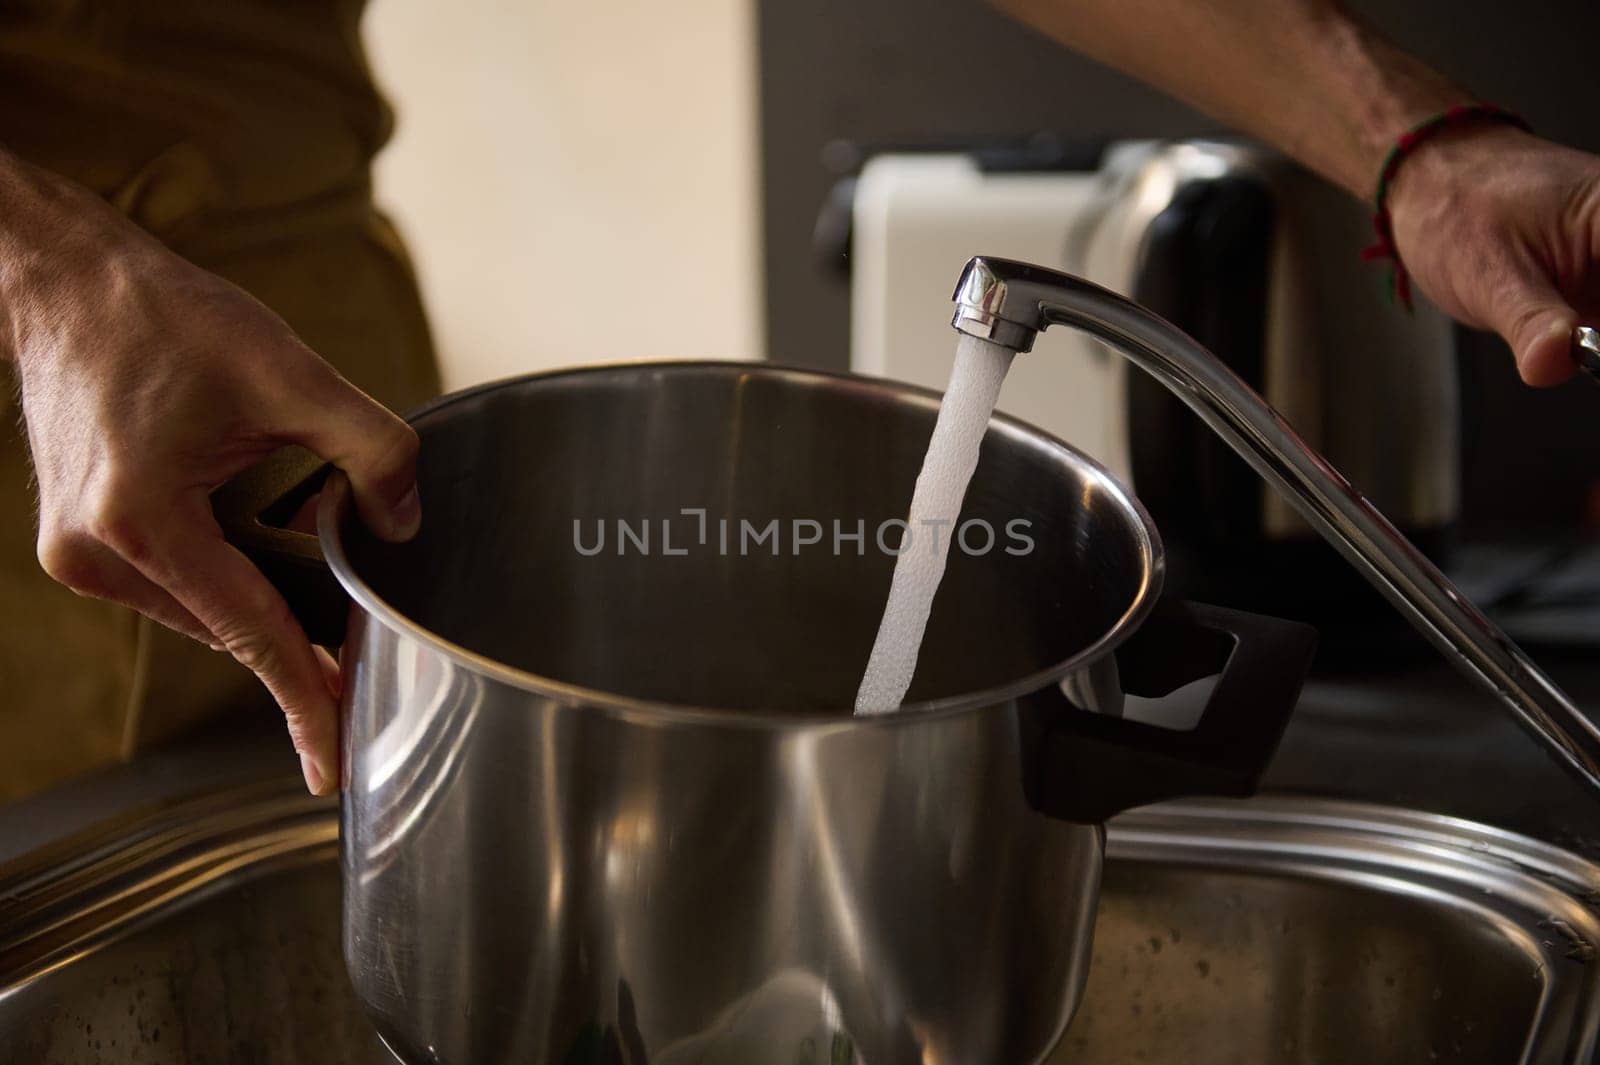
[756, 0, 1600, 532]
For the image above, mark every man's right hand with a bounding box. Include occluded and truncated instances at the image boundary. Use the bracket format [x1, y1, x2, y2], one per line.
[0, 150, 421, 796]
[1387, 123, 1600, 388]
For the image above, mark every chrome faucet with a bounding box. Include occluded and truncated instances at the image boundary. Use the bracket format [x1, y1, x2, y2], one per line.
[951, 254, 1600, 798]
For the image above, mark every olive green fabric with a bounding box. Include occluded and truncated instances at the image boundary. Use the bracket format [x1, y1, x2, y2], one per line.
[0, 2, 441, 801]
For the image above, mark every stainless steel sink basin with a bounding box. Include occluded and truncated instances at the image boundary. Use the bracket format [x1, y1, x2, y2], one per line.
[3, 783, 1598, 1064]
[1052, 801, 1600, 1064]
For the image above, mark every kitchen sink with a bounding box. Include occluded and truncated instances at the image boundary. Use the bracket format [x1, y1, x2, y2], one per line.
[1054, 801, 1600, 1064]
[2, 783, 1598, 1064]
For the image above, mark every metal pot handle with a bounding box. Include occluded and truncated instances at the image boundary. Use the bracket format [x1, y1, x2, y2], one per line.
[210, 447, 348, 646]
[1021, 600, 1317, 824]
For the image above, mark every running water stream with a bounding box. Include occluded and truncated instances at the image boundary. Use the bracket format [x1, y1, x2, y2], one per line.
[854, 334, 1016, 715]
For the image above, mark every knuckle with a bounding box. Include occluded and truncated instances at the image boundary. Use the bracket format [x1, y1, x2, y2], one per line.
[36, 529, 102, 595]
[82, 480, 157, 567]
[368, 413, 419, 476]
[278, 708, 323, 755]
[391, 420, 421, 465]
[214, 591, 299, 677]
[1503, 298, 1550, 345]
[291, 361, 417, 481]
[222, 625, 282, 677]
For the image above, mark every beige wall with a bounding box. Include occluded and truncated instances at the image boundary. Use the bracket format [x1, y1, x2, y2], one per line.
[364, 0, 763, 390]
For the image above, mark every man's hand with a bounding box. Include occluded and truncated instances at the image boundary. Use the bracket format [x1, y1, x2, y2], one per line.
[1, 156, 420, 796]
[988, 0, 1600, 388]
[1388, 124, 1600, 387]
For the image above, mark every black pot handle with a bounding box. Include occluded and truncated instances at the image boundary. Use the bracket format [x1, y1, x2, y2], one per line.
[1021, 600, 1317, 824]
[209, 446, 348, 647]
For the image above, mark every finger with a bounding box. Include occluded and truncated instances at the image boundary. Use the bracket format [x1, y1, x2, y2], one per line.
[313, 645, 346, 790]
[130, 514, 339, 796]
[314, 644, 342, 700]
[1492, 275, 1579, 387]
[280, 356, 421, 543]
[37, 531, 217, 646]
[100, 564, 218, 647]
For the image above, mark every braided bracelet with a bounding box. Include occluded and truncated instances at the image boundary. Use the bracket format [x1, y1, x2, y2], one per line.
[1362, 103, 1531, 309]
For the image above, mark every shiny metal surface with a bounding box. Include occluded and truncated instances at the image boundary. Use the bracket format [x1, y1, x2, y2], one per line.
[7, 784, 1600, 1064]
[0, 782, 335, 983]
[0, 781, 387, 1064]
[1082, 140, 1460, 538]
[1573, 325, 1600, 384]
[1054, 798, 1600, 1064]
[951, 255, 1600, 799]
[322, 364, 1166, 1064]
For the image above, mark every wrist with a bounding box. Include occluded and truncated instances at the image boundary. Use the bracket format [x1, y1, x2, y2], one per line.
[0, 151, 139, 364]
[1386, 122, 1534, 234]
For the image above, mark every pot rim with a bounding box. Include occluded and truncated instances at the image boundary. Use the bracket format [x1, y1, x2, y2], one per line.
[317, 360, 1166, 728]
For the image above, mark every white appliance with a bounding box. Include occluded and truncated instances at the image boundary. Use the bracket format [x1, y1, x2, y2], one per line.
[849, 148, 1138, 482]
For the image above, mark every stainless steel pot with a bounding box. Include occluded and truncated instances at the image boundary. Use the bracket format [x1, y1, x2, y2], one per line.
[217, 363, 1314, 1064]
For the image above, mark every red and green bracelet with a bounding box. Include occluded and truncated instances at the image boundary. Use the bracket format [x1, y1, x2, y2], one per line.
[1362, 103, 1531, 309]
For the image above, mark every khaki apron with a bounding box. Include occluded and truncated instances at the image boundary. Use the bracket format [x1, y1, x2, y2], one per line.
[0, 1, 441, 801]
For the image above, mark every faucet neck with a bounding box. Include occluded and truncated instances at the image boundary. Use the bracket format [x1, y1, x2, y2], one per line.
[948, 253, 1600, 798]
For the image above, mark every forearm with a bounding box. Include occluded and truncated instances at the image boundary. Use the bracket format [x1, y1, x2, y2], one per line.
[992, 0, 1463, 197]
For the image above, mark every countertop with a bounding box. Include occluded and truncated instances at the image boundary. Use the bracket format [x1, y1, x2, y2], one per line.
[1267, 649, 1600, 860]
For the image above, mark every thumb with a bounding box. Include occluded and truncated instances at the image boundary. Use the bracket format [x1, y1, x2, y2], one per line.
[290, 364, 422, 542]
[1495, 278, 1578, 387]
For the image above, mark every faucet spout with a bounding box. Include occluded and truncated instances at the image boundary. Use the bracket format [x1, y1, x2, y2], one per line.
[950, 256, 1053, 352]
[950, 254, 1600, 799]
